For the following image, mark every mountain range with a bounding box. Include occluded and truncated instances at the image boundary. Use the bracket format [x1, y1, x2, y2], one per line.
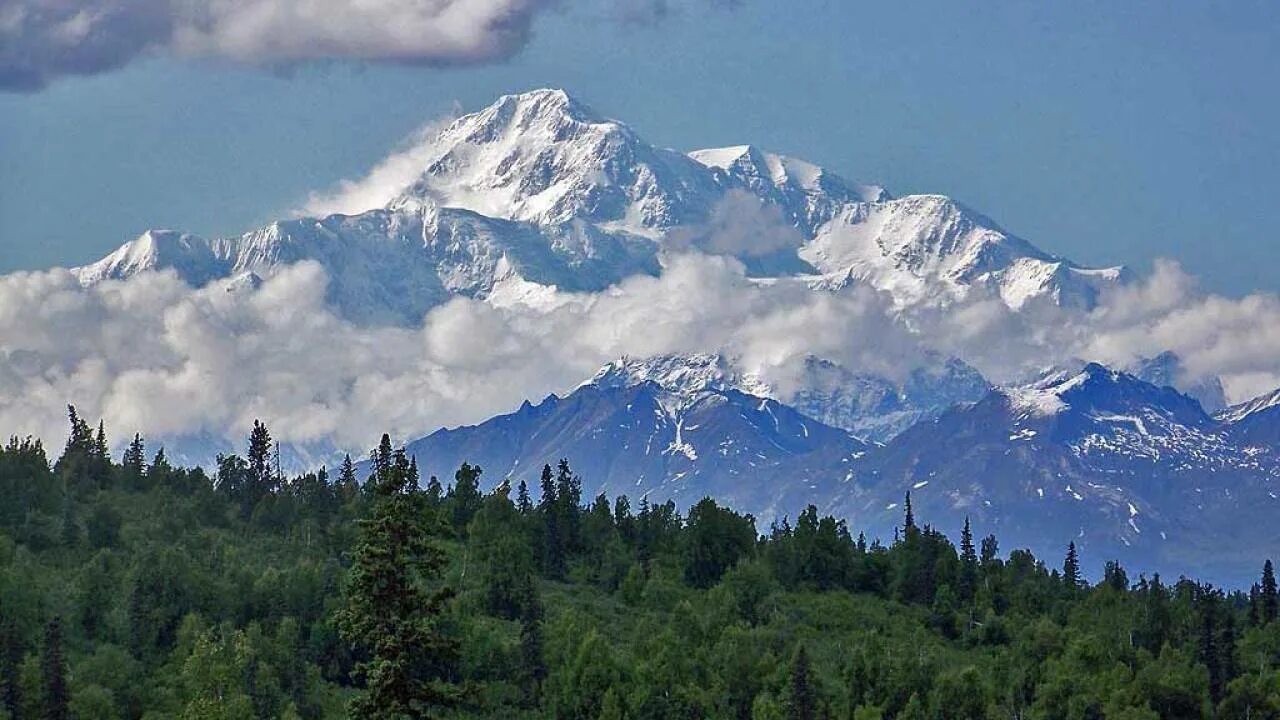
[67, 88, 1280, 583]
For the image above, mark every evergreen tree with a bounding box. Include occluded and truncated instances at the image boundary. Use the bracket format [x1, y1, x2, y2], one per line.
[246, 420, 276, 508]
[554, 459, 582, 553]
[902, 492, 916, 534]
[518, 576, 546, 706]
[424, 476, 443, 508]
[1103, 560, 1128, 592]
[958, 517, 978, 601]
[787, 644, 816, 720]
[447, 463, 483, 533]
[1199, 590, 1223, 702]
[149, 446, 172, 486]
[516, 480, 532, 515]
[980, 534, 999, 567]
[0, 617, 21, 719]
[338, 453, 360, 502]
[1261, 559, 1277, 624]
[537, 465, 564, 578]
[337, 438, 459, 719]
[40, 616, 69, 720]
[121, 433, 147, 489]
[1062, 542, 1081, 589]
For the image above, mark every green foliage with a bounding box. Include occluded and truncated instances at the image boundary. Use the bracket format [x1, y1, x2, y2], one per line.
[0, 412, 1276, 719]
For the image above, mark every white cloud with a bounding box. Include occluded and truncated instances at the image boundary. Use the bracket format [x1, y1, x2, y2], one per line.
[4, 247, 1280, 464]
[301, 114, 456, 217]
[1, 0, 553, 91]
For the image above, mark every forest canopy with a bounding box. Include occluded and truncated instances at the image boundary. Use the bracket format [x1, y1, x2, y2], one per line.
[0, 408, 1278, 719]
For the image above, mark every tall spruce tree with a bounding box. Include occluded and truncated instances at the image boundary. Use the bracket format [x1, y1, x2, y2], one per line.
[902, 492, 916, 534]
[518, 575, 547, 707]
[0, 616, 21, 719]
[1062, 542, 1081, 589]
[338, 454, 360, 501]
[787, 644, 816, 720]
[448, 463, 483, 533]
[41, 616, 69, 720]
[121, 433, 147, 490]
[537, 465, 564, 578]
[337, 435, 459, 719]
[958, 517, 978, 601]
[1261, 560, 1278, 624]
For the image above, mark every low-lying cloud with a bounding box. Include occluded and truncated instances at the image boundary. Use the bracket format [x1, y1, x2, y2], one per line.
[0, 253, 924, 456]
[4, 251, 1280, 461]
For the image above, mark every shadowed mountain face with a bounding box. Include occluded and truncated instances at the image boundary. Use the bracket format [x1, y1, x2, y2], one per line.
[399, 373, 869, 523]
[395, 356, 1280, 585]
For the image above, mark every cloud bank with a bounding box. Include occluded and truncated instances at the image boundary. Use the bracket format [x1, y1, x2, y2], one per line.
[5, 246, 1280, 463]
[1, 0, 554, 91]
[0, 253, 926, 456]
[1, 0, 743, 92]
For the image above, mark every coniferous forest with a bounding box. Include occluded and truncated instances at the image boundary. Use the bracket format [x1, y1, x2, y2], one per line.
[4, 409, 1280, 719]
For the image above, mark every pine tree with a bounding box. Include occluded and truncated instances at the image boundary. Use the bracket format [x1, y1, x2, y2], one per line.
[150, 447, 172, 486]
[337, 438, 459, 719]
[448, 463, 483, 532]
[1261, 559, 1277, 624]
[787, 644, 816, 720]
[122, 433, 147, 489]
[516, 480, 532, 515]
[0, 617, 21, 719]
[958, 517, 978, 601]
[247, 420, 276, 507]
[554, 459, 582, 552]
[1062, 542, 1081, 589]
[902, 492, 916, 533]
[518, 575, 546, 706]
[538, 465, 564, 578]
[338, 454, 359, 501]
[1199, 591, 1223, 702]
[41, 616, 69, 720]
[424, 476, 443, 508]
[1249, 583, 1261, 627]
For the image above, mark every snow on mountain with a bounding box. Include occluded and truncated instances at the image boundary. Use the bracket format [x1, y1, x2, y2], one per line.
[588, 352, 989, 444]
[1130, 351, 1227, 414]
[1219, 387, 1280, 448]
[77, 206, 661, 324]
[688, 144, 887, 234]
[785, 355, 990, 443]
[399, 357, 870, 521]
[389, 88, 723, 232]
[800, 195, 1128, 310]
[77, 88, 1126, 322]
[1220, 388, 1280, 425]
[843, 362, 1280, 583]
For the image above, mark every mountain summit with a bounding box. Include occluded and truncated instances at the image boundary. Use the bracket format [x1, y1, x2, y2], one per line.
[76, 88, 1128, 322]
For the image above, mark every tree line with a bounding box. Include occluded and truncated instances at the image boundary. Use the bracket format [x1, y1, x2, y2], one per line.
[2, 408, 1280, 718]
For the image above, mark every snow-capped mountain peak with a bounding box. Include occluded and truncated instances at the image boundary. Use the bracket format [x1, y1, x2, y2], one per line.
[389, 89, 721, 231]
[1219, 387, 1280, 424]
[587, 353, 773, 399]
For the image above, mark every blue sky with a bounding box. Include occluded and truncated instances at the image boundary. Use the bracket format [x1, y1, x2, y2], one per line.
[3, 0, 1279, 294]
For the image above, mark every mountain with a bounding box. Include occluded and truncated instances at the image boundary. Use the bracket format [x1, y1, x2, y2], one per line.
[398, 355, 869, 521]
[1219, 387, 1280, 448]
[1130, 351, 1227, 414]
[76, 88, 1127, 322]
[845, 364, 1280, 583]
[389, 356, 1280, 582]
[786, 354, 990, 442]
[75, 208, 661, 324]
[568, 352, 989, 444]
